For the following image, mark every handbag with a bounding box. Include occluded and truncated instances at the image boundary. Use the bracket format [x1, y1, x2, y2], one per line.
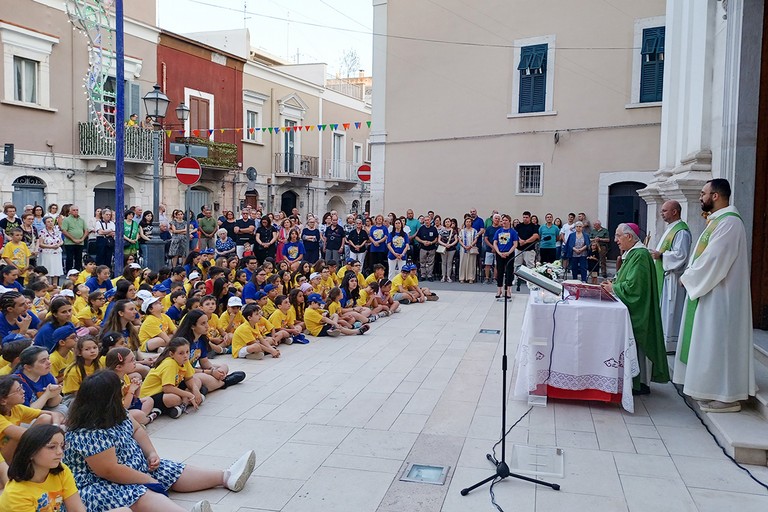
[469, 246, 479, 255]
[436, 245, 446, 254]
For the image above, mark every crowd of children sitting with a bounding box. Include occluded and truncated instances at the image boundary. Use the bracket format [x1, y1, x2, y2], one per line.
[0, 250, 439, 505]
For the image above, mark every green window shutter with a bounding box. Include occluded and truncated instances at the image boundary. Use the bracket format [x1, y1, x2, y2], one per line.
[519, 44, 547, 113]
[640, 27, 664, 103]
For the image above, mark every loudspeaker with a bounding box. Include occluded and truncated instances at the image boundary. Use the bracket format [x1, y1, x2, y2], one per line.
[3, 144, 13, 165]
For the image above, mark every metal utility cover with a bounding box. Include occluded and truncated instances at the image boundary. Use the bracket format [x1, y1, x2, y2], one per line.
[399, 463, 450, 485]
[479, 329, 501, 334]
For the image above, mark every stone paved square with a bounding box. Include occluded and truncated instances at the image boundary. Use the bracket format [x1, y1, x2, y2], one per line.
[154, 290, 768, 511]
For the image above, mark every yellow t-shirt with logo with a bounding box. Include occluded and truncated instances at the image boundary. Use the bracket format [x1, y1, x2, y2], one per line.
[392, 273, 408, 292]
[0, 461, 77, 511]
[50, 350, 74, 381]
[257, 317, 274, 336]
[232, 322, 262, 357]
[268, 309, 291, 329]
[405, 275, 419, 288]
[358, 289, 371, 307]
[365, 273, 382, 286]
[207, 312, 222, 338]
[0, 404, 42, 459]
[303, 308, 325, 336]
[321, 276, 336, 292]
[62, 362, 98, 394]
[139, 357, 195, 397]
[1, 241, 31, 272]
[138, 314, 176, 350]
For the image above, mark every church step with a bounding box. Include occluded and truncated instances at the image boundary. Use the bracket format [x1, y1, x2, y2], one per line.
[692, 348, 768, 466]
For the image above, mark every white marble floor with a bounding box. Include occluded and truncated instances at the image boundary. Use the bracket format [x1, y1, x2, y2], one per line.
[150, 291, 768, 512]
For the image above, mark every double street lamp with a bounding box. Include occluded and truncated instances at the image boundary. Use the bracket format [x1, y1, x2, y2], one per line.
[142, 84, 189, 270]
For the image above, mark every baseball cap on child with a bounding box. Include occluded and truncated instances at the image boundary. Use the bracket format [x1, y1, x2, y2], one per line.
[306, 293, 325, 305]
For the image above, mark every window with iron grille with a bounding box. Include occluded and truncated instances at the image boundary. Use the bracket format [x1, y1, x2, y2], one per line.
[517, 164, 542, 195]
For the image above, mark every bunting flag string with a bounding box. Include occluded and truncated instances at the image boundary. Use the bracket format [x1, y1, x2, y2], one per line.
[158, 120, 370, 137]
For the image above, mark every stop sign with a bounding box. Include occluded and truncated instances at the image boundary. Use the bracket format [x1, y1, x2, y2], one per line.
[175, 157, 202, 185]
[357, 164, 371, 182]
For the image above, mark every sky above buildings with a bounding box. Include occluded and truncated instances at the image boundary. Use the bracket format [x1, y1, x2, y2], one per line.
[157, 0, 374, 76]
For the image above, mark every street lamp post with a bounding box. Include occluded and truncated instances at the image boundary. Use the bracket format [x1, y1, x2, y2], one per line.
[142, 84, 177, 271]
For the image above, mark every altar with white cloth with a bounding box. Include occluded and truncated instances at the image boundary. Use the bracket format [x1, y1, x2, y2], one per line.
[513, 291, 641, 413]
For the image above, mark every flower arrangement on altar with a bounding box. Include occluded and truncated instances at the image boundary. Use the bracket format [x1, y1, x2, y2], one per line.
[533, 261, 565, 282]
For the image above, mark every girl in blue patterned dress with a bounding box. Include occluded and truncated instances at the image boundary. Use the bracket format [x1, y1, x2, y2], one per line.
[63, 371, 255, 511]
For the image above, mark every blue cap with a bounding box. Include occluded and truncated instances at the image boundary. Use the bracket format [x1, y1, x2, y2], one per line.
[406, 264, 417, 271]
[306, 293, 325, 305]
[254, 291, 267, 300]
[201, 248, 215, 255]
[401, 264, 411, 272]
[263, 284, 276, 293]
[104, 288, 116, 299]
[346, 257, 356, 264]
[51, 324, 77, 349]
[2, 333, 27, 344]
[152, 284, 170, 293]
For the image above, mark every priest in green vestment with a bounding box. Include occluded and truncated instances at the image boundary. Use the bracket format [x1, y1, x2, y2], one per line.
[601, 222, 670, 394]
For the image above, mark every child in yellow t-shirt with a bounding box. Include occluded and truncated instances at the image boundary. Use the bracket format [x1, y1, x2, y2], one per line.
[138, 297, 176, 352]
[220, 297, 245, 334]
[269, 295, 308, 344]
[76, 259, 97, 286]
[0, 424, 79, 510]
[75, 291, 106, 336]
[200, 295, 230, 354]
[304, 293, 366, 337]
[0, 338, 32, 377]
[49, 325, 77, 384]
[139, 338, 203, 419]
[0, 229, 31, 276]
[61, 337, 101, 396]
[105, 347, 157, 425]
[231, 304, 279, 359]
[262, 284, 279, 318]
[72, 284, 90, 315]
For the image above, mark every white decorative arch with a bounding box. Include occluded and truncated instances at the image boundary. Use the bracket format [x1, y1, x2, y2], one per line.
[597, 171, 655, 225]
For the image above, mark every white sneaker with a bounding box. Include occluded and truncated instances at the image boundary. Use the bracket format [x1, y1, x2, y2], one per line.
[225, 450, 256, 492]
[191, 500, 213, 512]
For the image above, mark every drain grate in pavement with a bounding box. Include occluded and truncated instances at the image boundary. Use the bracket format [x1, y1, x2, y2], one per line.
[399, 463, 449, 485]
[479, 329, 501, 335]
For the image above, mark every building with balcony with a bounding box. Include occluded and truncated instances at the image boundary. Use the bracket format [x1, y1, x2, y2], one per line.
[181, 28, 372, 219]
[0, 0, 159, 213]
[371, 0, 665, 234]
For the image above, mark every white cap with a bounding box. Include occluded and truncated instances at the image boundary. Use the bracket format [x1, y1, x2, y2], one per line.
[59, 289, 75, 298]
[227, 296, 243, 307]
[136, 290, 153, 302]
[309, 272, 320, 281]
[67, 269, 80, 276]
[141, 296, 160, 313]
[188, 271, 201, 280]
[128, 263, 141, 269]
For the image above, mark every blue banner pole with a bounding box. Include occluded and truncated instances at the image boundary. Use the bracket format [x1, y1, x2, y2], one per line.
[114, 0, 125, 275]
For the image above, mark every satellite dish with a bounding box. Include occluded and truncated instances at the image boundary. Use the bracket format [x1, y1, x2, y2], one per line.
[246, 167, 258, 181]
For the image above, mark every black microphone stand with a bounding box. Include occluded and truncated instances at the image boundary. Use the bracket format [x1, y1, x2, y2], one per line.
[461, 256, 560, 497]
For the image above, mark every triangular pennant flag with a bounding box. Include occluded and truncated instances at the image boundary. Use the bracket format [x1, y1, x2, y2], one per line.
[306, 125, 313, 131]
[355, 122, 361, 129]
[366, 121, 371, 128]
[220, 129, 225, 134]
[165, 130, 172, 138]
[208, 129, 214, 136]
[343, 123, 350, 130]
[281, 127, 287, 133]
[248, 128, 255, 134]
[331, 124, 339, 131]
[261, 127, 266, 132]
[298, 126, 304, 131]
[317, 125, 323, 131]
[292, 126, 298, 132]
[192, 129, 200, 137]
[236, 128, 241, 133]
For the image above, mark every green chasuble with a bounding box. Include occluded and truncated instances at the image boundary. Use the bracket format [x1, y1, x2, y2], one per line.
[613, 246, 671, 385]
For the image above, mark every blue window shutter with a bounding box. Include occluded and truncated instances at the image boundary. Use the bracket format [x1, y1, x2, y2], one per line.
[640, 27, 664, 102]
[519, 44, 547, 113]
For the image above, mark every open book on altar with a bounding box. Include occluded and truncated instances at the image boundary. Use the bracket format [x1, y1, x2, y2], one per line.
[561, 280, 618, 302]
